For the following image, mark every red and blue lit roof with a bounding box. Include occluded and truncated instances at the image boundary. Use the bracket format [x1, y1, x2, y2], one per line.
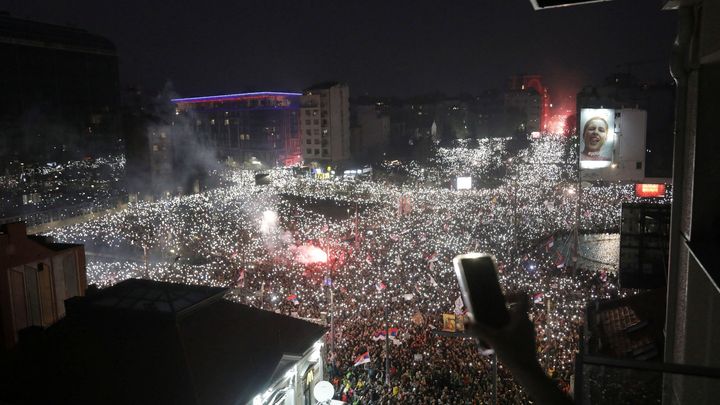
[172, 91, 301, 104]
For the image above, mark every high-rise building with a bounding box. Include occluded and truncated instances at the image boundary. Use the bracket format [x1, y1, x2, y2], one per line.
[173, 92, 302, 168]
[0, 13, 122, 165]
[300, 82, 351, 162]
[505, 75, 551, 133]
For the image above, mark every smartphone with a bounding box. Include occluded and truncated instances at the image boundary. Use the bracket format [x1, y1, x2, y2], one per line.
[453, 253, 510, 328]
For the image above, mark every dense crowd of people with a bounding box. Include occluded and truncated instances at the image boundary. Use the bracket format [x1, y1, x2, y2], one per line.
[48, 136, 670, 403]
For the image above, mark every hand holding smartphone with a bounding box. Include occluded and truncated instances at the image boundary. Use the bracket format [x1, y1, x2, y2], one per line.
[453, 253, 510, 328]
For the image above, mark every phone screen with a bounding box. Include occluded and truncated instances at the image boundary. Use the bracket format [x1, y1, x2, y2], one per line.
[455, 254, 509, 328]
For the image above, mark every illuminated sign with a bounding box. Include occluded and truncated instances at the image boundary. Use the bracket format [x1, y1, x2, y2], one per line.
[456, 176, 472, 190]
[635, 183, 666, 198]
[529, 0, 613, 10]
[579, 108, 616, 170]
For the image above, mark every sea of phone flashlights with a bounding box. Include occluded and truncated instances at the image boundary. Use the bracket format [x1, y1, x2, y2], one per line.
[47, 135, 671, 402]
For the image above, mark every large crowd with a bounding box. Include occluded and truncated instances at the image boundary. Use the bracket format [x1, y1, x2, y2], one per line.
[47, 135, 670, 404]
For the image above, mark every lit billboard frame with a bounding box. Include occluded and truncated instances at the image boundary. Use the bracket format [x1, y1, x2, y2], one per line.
[579, 108, 616, 170]
[457, 176, 472, 190]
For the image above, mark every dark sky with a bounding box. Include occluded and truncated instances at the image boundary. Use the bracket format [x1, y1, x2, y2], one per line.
[3, 0, 677, 103]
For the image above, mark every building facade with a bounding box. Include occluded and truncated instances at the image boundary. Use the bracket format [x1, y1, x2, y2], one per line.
[0, 13, 122, 166]
[173, 92, 302, 168]
[505, 75, 551, 134]
[350, 104, 390, 161]
[0, 222, 87, 349]
[300, 83, 351, 162]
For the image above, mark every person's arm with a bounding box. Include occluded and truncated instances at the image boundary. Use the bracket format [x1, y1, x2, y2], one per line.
[466, 293, 573, 405]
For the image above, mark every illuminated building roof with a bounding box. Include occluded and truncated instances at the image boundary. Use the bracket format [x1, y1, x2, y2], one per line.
[172, 91, 302, 104]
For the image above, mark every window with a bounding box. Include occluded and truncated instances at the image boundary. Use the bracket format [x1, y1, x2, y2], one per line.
[306, 148, 312, 154]
[224, 119, 230, 125]
[314, 149, 319, 154]
[313, 119, 319, 125]
[314, 139, 320, 144]
[322, 119, 327, 126]
[306, 130, 311, 135]
[314, 129, 320, 135]
[306, 139, 311, 144]
[152, 144, 159, 152]
[305, 110, 311, 116]
[323, 149, 329, 156]
[305, 120, 311, 125]
[210, 119, 215, 125]
[312, 110, 318, 116]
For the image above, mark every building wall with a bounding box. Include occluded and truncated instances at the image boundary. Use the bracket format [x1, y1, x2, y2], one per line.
[0, 222, 87, 349]
[175, 94, 301, 168]
[351, 104, 390, 161]
[0, 15, 121, 165]
[664, 2, 720, 404]
[301, 84, 351, 162]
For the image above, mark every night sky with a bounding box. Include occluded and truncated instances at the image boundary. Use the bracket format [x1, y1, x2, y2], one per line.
[4, 0, 677, 104]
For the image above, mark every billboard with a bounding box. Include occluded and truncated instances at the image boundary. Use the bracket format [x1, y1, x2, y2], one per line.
[635, 183, 666, 198]
[456, 176, 472, 190]
[579, 108, 616, 169]
[579, 108, 647, 182]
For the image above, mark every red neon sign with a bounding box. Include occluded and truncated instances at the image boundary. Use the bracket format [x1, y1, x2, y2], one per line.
[635, 183, 666, 198]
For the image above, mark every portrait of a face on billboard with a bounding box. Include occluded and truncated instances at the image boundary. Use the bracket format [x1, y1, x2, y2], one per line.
[579, 108, 616, 169]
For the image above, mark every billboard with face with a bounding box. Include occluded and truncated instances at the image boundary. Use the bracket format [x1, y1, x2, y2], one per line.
[579, 108, 616, 169]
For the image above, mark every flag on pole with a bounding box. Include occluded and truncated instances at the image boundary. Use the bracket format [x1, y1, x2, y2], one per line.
[353, 351, 371, 366]
[376, 281, 387, 291]
[287, 293, 300, 305]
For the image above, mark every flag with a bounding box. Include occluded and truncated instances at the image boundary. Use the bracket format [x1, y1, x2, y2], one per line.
[376, 281, 387, 291]
[402, 293, 414, 301]
[442, 314, 456, 332]
[323, 277, 333, 286]
[455, 314, 465, 332]
[545, 236, 554, 252]
[287, 293, 300, 305]
[555, 251, 565, 268]
[427, 252, 439, 263]
[388, 327, 399, 338]
[353, 351, 371, 366]
[454, 296, 464, 312]
[429, 275, 438, 287]
[372, 330, 386, 341]
[533, 292, 544, 304]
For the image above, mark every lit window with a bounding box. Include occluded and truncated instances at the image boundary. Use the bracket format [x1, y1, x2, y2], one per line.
[224, 119, 230, 125]
[210, 119, 215, 125]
